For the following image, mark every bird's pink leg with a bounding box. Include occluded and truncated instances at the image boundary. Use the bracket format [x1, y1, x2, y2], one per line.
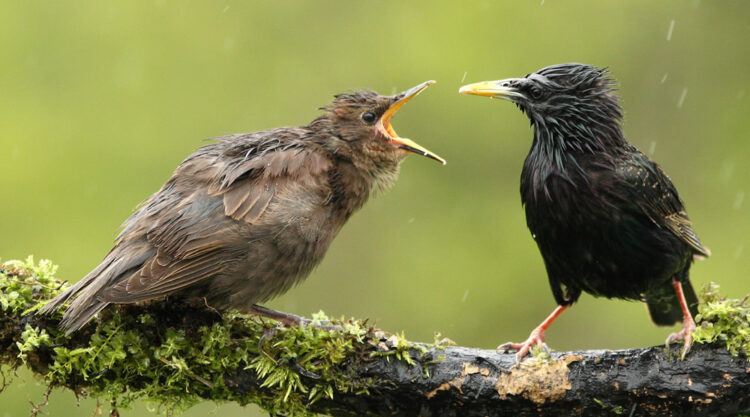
[665, 277, 697, 359]
[498, 304, 569, 362]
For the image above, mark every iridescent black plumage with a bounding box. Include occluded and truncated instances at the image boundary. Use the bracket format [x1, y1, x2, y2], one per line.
[461, 64, 709, 359]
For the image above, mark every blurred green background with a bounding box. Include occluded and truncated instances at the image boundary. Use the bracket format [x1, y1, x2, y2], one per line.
[1, 1, 748, 415]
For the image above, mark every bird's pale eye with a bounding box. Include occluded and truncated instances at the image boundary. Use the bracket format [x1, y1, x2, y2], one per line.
[361, 111, 377, 124]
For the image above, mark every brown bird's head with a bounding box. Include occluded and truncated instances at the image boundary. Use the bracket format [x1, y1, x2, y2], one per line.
[312, 81, 445, 176]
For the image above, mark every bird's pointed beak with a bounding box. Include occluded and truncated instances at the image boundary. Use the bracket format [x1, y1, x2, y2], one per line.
[378, 80, 446, 165]
[458, 79, 526, 101]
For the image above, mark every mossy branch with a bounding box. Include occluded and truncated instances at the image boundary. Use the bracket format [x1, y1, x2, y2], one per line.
[1, 257, 749, 417]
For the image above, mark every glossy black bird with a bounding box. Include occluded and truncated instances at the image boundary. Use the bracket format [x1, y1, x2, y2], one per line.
[460, 64, 709, 360]
[39, 81, 445, 334]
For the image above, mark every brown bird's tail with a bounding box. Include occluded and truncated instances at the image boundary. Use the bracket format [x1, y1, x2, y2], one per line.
[37, 247, 151, 335]
[646, 277, 699, 326]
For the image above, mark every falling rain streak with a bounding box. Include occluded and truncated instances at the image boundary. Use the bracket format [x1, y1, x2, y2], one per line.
[667, 20, 675, 41]
[660, 73, 669, 84]
[719, 161, 735, 183]
[461, 72, 467, 83]
[677, 88, 688, 108]
[648, 141, 657, 156]
[733, 191, 744, 210]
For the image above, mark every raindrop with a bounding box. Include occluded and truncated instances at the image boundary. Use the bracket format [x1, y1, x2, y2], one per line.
[667, 20, 675, 41]
[648, 141, 657, 156]
[408, 217, 415, 224]
[719, 161, 735, 183]
[222, 5, 230, 13]
[223, 37, 235, 53]
[540, 0, 545, 5]
[660, 73, 669, 84]
[461, 289, 470, 302]
[734, 245, 744, 260]
[677, 88, 688, 108]
[390, 87, 397, 95]
[461, 72, 467, 83]
[733, 191, 744, 210]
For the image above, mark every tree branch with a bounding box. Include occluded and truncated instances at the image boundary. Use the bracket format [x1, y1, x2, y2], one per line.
[306, 344, 750, 417]
[1, 258, 749, 416]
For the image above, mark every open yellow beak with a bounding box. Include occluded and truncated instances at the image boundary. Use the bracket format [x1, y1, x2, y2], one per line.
[378, 80, 446, 165]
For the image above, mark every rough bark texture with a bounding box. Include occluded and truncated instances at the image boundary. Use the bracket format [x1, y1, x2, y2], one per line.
[6, 307, 749, 416]
[235, 343, 750, 417]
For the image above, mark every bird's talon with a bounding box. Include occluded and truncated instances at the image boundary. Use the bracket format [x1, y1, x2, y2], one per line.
[496, 342, 520, 352]
[665, 318, 696, 360]
[497, 336, 546, 363]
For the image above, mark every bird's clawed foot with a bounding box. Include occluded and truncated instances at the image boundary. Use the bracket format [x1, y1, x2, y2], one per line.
[665, 315, 696, 360]
[497, 327, 549, 363]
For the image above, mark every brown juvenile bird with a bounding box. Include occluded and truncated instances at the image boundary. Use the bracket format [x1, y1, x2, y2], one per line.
[40, 81, 444, 334]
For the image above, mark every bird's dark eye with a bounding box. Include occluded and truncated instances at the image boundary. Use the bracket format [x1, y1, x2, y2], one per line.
[529, 86, 543, 99]
[361, 111, 377, 124]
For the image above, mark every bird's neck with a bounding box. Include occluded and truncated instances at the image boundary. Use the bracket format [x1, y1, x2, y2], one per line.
[523, 117, 626, 202]
[329, 157, 399, 217]
[532, 112, 626, 156]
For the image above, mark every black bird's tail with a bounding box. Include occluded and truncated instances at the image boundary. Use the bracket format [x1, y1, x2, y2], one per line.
[646, 277, 699, 326]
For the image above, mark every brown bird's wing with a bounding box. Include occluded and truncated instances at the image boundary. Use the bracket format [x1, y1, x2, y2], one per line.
[99, 134, 332, 304]
[617, 151, 710, 257]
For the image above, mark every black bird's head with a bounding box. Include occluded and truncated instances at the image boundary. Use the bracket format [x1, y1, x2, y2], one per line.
[460, 63, 625, 151]
[314, 81, 445, 168]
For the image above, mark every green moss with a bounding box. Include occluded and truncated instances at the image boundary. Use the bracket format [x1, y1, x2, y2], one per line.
[693, 282, 750, 357]
[593, 398, 626, 415]
[529, 343, 553, 363]
[0, 256, 61, 315]
[0, 257, 407, 416]
[6, 258, 744, 416]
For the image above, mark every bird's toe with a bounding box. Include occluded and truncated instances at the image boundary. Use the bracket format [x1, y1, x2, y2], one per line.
[497, 331, 547, 363]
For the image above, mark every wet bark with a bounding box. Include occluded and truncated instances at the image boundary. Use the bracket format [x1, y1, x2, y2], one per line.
[230, 342, 750, 417]
[2, 296, 748, 416]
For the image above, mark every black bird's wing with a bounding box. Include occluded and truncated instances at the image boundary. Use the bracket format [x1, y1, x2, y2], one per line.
[617, 151, 710, 258]
[617, 151, 707, 325]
